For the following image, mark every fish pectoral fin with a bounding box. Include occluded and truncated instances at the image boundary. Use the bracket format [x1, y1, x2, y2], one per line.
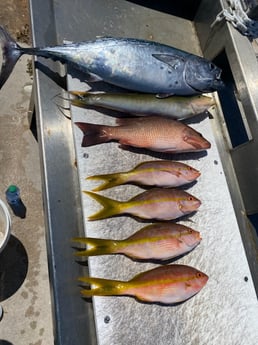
[160, 168, 181, 178]
[63, 39, 74, 44]
[84, 72, 103, 82]
[152, 53, 185, 69]
[155, 93, 175, 98]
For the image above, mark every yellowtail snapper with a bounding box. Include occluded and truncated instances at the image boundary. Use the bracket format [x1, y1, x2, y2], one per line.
[78, 264, 208, 304]
[86, 160, 200, 191]
[73, 223, 201, 261]
[84, 188, 201, 221]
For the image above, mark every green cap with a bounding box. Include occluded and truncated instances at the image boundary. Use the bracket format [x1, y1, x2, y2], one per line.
[8, 185, 18, 193]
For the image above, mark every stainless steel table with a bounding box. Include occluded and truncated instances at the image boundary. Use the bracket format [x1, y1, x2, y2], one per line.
[29, 1, 258, 344]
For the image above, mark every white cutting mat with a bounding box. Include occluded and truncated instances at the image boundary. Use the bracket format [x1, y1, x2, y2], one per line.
[68, 78, 258, 345]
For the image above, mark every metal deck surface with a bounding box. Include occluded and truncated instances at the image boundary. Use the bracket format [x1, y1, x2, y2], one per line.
[29, 0, 258, 344]
[70, 86, 258, 345]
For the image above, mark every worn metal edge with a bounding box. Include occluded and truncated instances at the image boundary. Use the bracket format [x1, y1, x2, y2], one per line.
[195, 0, 258, 295]
[29, 0, 97, 344]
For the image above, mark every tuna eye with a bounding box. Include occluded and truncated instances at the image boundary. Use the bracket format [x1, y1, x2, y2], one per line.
[209, 63, 216, 70]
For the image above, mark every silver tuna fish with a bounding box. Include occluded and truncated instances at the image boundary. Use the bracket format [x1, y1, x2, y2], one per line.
[0, 26, 223, 95]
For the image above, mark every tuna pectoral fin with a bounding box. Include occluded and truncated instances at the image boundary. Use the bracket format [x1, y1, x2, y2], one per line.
[75, 122, 109, 147]
[78, 276, 126, 297]
[72, 237, 118, 256]
[84, 191, 124, 220]
[0, 26, 23, 89]
[152, 53, 185, 69]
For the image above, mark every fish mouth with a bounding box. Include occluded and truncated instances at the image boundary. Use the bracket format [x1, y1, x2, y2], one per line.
[184, 232, 202, 247]
[211, 69, 224, 90]
[188, 69, 224, 93]
[183, 130, 211, 150]
[190, 169, 201, 180]
[185, 169, 201, 182]
[180, 198, 201, 213]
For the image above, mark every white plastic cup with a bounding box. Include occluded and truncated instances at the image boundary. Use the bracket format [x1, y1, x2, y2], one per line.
[0, 198, 11, 253]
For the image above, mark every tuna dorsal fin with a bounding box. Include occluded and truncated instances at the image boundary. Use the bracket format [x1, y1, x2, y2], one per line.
[152, 53, 185, 69]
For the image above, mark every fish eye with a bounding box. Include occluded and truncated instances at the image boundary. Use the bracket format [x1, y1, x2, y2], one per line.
[196, 272, 203, 278]
[188, 196, 193, 201]
[209, 63, 216, 70]
[188, 229, 193, 234]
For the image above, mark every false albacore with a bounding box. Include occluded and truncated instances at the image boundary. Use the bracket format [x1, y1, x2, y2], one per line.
[0, 26, 223, 95]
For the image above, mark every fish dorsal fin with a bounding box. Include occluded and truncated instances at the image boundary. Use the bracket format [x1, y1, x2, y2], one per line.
[152, 53, 185, 69]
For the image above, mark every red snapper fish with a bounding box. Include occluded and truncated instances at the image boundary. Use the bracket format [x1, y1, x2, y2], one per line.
[78, 264, 209, 304]
[86, 160, 200, 191]
[73, 223, 201, 261]
[84, 188, 201, 221]
[75, 116, 211, 153]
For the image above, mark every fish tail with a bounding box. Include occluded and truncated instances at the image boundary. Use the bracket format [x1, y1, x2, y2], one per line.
[69, 91, 91, 107]
[75, 122, 110, 147]
[87, 172, 127, 191]
[84, 191, 124, 220]
[70, 98, 89, 109]
[69, 90, 88, 98]
[72, 237, 119, 256]
[0, 26, 23, 89]
[78, 276, 126, 297]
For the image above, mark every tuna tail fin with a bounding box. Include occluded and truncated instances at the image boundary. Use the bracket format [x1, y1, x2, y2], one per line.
[0, 26, 23, 89]
[87, 172, 127, 191]
[72, 237, 119, 256]
[78, 276, 127, 297]
[84, 191, 124, 220]
[75, 122, 110, 147]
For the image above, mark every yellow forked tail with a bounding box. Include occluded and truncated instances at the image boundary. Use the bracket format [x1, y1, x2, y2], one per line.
[87, 172, 127, 191]
[70, 98, 88, 109]
[72, 237, 119, 256]
[84, 191, 125, 220]
[69, 90, 88, 98]
[78, 276, 127, 297]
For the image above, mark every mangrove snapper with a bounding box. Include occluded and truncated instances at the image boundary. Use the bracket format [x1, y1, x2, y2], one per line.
[84, 188, 201, 221]
[70, 91, 215, 120]
[0, 26, 223, 94]
[79, 264, 208, 304]
[86, 160, 200, 191]
[73, 223, 201, 261]
[75, 116, 211, 153]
